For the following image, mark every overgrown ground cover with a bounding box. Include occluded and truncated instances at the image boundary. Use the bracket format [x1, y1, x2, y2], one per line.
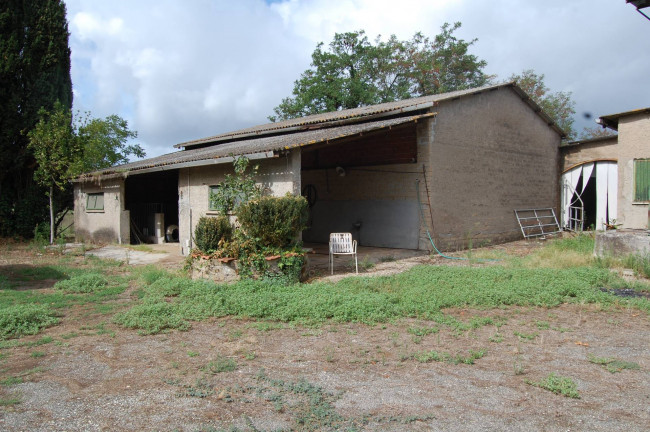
[0, 235, 649, 431]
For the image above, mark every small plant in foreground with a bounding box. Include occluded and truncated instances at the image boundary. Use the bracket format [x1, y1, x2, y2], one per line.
[203, 356, 237, 374]
[0, 395, 21, 406]
[588, 354, 641, 373]
[514, 331, 538, 341]
[526, 373, 580, 399]
[407, 349, 486, 365]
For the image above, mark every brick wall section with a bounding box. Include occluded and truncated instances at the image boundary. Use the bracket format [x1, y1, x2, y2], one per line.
[561, 138, 618, 172]
[178, 151, 300, 255]
[427, 87, 561, 250]
[74, 178, 129, 244]
[617, 112, 650, 228]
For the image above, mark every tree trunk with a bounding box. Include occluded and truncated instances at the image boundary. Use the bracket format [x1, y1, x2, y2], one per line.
[49, 185, 54, 244]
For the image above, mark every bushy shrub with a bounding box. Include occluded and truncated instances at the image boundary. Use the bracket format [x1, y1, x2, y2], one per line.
[237, 195, 308, 248]
[194, 216, 233, 254]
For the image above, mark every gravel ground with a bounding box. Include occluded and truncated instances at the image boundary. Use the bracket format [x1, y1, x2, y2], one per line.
[1, 240, 649, 431]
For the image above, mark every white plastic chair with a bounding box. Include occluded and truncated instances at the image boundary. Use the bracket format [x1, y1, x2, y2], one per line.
[329, 232, 358, 274]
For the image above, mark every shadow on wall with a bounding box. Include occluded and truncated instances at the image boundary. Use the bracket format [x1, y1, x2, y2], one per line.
[75, 227, 118, 244]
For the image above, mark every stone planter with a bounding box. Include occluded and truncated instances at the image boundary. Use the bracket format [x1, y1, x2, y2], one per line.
[190, 252, 310, 283]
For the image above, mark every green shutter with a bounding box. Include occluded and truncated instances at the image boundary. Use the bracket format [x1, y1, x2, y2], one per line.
[86, 193, 104, 211]
[634, 159, 650, 202]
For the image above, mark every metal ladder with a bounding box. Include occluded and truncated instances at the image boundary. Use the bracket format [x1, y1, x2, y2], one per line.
[514, 208, 561, 239]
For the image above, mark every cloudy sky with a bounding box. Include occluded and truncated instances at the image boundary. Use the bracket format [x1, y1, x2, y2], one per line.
[64, 0, 649, 158]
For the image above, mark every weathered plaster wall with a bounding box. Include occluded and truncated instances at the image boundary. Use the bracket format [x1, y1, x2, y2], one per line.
[560, 138, 618, 172]
[617, 112, 650, 229]
[74, 177, 129, 244]
[178, 151, 301, 255]
[428, 87, 561, 250]
[301, 119, 432, 250]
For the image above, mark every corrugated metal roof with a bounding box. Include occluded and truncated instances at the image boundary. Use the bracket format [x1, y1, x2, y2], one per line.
[76, 112, 435, 181]
[176, 83, 513, 149]
[175, 82, 566, 149]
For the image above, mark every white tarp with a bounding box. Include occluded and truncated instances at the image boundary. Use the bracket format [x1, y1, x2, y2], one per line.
[562, 166, 583, 227]
[562, 162, 617, 231]
[607, 163, 618, 226]
[596, 163, 609, 230]
[581, 163, 594, 193]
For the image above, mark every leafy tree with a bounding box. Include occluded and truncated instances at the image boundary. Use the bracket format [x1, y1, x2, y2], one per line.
[28, 102, 78, 243]
[579, 125, 617, 140]
[509, 69, 576, 140]
[74, 113, 144, 173]
[0, 0, 72, 238]
[270, 23, 491, 121]
[27, 105, 144, 242]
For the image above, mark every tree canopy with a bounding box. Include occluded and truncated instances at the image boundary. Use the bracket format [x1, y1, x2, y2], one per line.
[0, 0, 72, 237]
[508, 70, 577, 140]
[27, 105, 144, 242]
[270, 23, 491, 121]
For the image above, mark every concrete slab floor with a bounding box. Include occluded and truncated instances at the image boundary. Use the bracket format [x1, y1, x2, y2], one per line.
[304, 242, 427, 275]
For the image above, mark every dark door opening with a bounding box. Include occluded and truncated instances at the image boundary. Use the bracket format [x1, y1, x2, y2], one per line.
[125, 170, 179, 244]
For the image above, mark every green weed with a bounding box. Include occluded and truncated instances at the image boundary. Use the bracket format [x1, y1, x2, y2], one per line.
[514, 331, 538, 341]
[30, 351, 46, 358]
[54, 273, 107, 293]
[0, 395, 21, 406]
[203, 356, 238, 374]
[0, 304, 59, 340]
[407, 349, 486, 365]
[526, 373, 580, 399]
[588, 354, 641, 373]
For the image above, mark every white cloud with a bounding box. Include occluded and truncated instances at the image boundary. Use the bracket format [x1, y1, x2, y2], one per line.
[65, 0, 650, 158]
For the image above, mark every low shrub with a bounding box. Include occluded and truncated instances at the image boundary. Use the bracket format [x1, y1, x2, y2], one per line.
[194, 216, 233, 254]
[54, 273, 107, 293]
[0, 304, 59, 340]
[237, 194, 308, 248]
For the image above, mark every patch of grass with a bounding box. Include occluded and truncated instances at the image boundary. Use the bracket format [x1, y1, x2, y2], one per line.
[175, 378, 215, 398]
[30, 351, 46, 358]
[406, 348, 486, 365]
[489, 332, 503, 343]
[12, 266, 67, 281]
[514, 331, 538, 341]
[535, 320, 550, 330]
[61, 332, 79, 340]
[0, 394, 21, 406]
[112, 264, 628, 334]
[0, 304, 59, 340]
[187, 351, 199, 357]
[622, 253, 650, 278]
[54, 273, 107, 293]
[407, 326, 439, 337]
[526, 373, 580, 399]
[0, 376, 23, 386]
[588, 354, 641, 373]
[202, 356, 237, 374]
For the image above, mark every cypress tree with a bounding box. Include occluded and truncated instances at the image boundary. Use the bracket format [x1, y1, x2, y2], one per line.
[0, 0, 72, 237]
